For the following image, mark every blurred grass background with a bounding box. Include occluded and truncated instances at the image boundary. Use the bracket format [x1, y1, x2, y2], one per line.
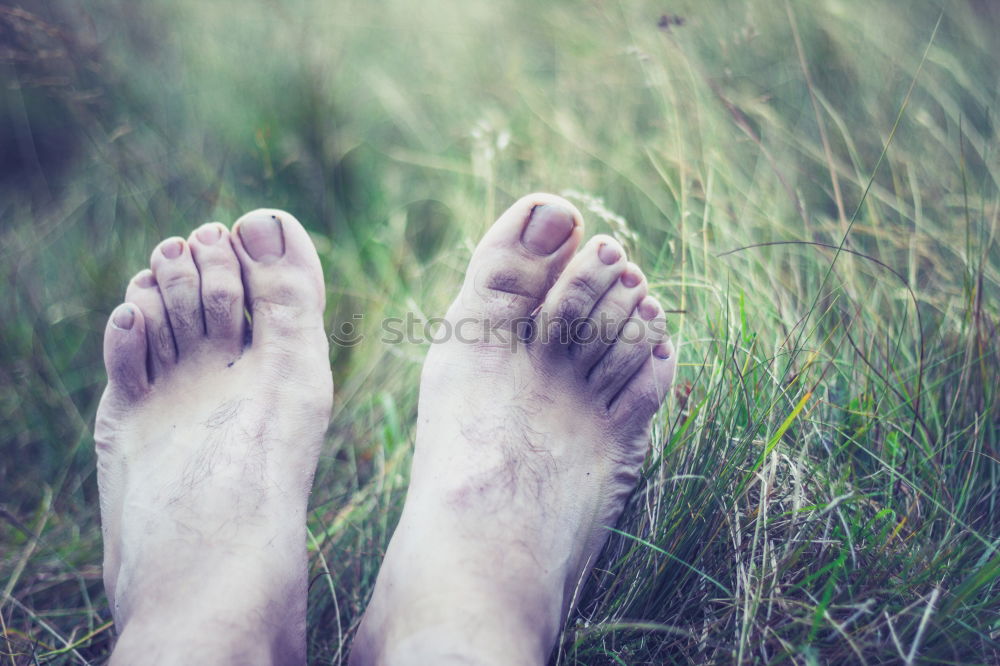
[1, 0, 999, 663]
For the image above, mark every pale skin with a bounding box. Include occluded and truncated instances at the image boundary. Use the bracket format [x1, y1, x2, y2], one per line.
[96, 194, 676, 664]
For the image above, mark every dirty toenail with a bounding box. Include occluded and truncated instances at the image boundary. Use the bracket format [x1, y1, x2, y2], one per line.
[653, 342, 672, 359]
[237, 212, 285, 261]
[134, 271, 157, 288]
[196, 224, 222, 244]
[160, 239, 184, 259]
[598, 242, 621, 265]
[639, 297, 660, 321]
[521, 204, 576, 255]
[112, 305, 135, 331]
[621, 271, 641, 288]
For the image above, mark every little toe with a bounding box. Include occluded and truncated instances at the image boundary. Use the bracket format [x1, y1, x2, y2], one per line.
[533, 236, 628, 355]
[588, 294, 666, 406]
[609, 339, 676, 427]
[189, 222, 245, 355]
[573, 263, 649, 370]
[452, 193, 583, 324]
[150, 238, 205, 356]
[124, 270, 176, 380]
[103, 303, 150, 401]
[230, 209, 326, 347]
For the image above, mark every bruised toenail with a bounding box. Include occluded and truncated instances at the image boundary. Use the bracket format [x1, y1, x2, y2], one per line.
[112, 305, 135, 331]
[521, 204, 575, 255]
[639, 297, 660, 321]
[621, 271, 641, 288]
[598, 242, 621, 265]
[237, 213, 285, 261]
[196, 224, 222, 244]
[160, 239, 184, 259]
[134, 271, 157, 288]
[653, 342, 672, 359]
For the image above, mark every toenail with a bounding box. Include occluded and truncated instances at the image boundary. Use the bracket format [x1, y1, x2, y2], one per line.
[621, 271, 641, 288]
[196, 225, 222, 244]
[598, 242, 621, 265]
[639, 297, 660, 321]
[112, 305, 135, 331]
[161, 239, 184, 259]
[237, 212, 285, 261]
[134, 272, 157, 288]
[653, 342, 672, 359]
[521, 204, 576, 255]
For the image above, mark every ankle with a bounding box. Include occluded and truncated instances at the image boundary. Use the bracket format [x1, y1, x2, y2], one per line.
[113, 579, 306, 665]
[353, 615, 549, 666]
[111, 612, 285, 666]
[376, 625, 545, 666]
[111, 543, 308, 664]
[353, 546, 564, 665]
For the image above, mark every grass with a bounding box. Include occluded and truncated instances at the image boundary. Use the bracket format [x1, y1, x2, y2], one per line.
[1, 0, 999, 662]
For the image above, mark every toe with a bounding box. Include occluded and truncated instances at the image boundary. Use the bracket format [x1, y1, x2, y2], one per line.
[573, 263, 648, 370]
[189, 222, 245, 355]
[125, 270, 176, 379]
[533, 235, 627, 355]
[230, 209, 326, 346]
[609, 339, 676, 425]
[103, 303, 150, 400]
[588, 293, 666, 406]
[150, 238, 205, 355]
[452, 193, 583, 324]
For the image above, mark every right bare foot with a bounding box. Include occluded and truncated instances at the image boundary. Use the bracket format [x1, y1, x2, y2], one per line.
[95, 210, 332, 664]
[351, 194, 676, 665]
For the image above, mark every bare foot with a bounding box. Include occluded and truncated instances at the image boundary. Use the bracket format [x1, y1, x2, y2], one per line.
[351, 194, 676, 664]
[95, 210, 332, 664]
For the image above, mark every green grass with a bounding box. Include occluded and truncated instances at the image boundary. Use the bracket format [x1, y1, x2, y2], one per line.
[2, 0, 999, 663]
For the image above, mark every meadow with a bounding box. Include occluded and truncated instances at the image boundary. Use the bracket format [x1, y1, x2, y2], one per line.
[1, 0, 998, 663]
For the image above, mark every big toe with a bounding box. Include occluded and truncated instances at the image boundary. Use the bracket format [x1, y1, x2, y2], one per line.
[230, 209, 327, 348]
[451, 193, 583, 324]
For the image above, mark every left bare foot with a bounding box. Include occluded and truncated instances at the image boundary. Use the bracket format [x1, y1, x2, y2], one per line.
[95, 209, 332, 664]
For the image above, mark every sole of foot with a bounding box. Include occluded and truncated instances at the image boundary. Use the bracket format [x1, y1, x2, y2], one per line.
[95, 209, 332, 664]
[351, 193, 676, 665]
